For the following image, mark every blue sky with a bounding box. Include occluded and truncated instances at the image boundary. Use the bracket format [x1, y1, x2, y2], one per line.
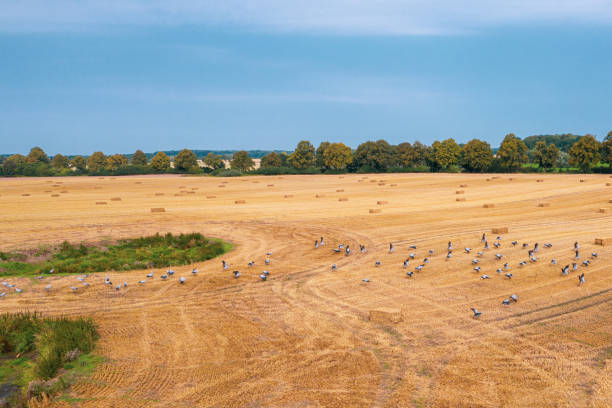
[1, 1, 611, 155]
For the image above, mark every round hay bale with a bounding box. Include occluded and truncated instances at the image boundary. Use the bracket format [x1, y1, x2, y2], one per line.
[44, 190, 52, 193]
[267, 184, 274, 187]
[97, 177, 105, 179]
[191, 187, 199, 190]
[580, 179, 586, 182]
[284, 194, 293, 198]
[135, 181, 142, 184]
[456, 190, 465, 194]
[150, 207, 165, 213]
[218, 185, 226, 188]
[21, 194, 30, 196]
[492, 227, 508, 234]
[315, 194, 323, 198]
[378, 182, 386, 186]
[486, 178, 491, 181]
[390, 183, 398, 187]
[235, 200, 246, 204]
[338, 197, 349, 202]
[155, 193, 164, 196]
[370, 180, 377, 183]
[369, 308, 403, 324]
[608, 199, 612, 203]
[110, 197, 122, 201]
[336, 189, 344, 192]
[60, 190, 68, 193]
[377, 201, 388, 205]
[606, 183, 612, 186]
[456, 197, 466, 202]
[179, 186, 186, 188]
[52, 184, 61, 187]
[206, 195, 216, 199]
[595, 238, 611, 246]
[538, 203, 550, 207]
[508, 178, 513, 181]
[460, 184, 468, 188]
[174, 193, 182, 197]
[51, 194, 60, 197]
[536, 179, 544, 183]
[598, 208, 607, 213]
[483, 203, 495, 208]
[95, 201, 107, 205]
[369, 209, 382, 214]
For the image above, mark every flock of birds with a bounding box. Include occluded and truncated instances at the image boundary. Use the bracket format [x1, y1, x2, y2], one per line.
[314, 233, 598, 319]
[0, 233, 599, 321]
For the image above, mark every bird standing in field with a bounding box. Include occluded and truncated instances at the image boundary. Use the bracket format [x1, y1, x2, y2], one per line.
[389, 243, 394, 254]
[471, 308, 482, 318]
[578, 273, 585, 286]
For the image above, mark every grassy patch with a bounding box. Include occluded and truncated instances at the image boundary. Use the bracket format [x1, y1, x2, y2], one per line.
[0, 312, 101, 404]
[0, 232, 232, 277]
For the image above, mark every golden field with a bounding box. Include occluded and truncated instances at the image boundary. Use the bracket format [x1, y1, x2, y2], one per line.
[0, 173, 611, 408]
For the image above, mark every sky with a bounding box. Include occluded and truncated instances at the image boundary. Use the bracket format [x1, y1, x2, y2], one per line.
[1, 1, 611, 155]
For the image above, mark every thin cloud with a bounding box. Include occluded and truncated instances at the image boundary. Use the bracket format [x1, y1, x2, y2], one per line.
[2, 1, 612, 34]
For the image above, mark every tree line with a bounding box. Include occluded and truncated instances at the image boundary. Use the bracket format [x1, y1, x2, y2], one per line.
[2, 132, 612, 177]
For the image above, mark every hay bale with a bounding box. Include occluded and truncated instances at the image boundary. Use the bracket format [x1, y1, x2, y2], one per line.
[21, 194, 30, 196]
[492, 227, 508, 234]
[483, 203, 495, 208]
[370, 180, 377, 183]
[150, 207, 165, 213]
[51, 194, 60, 197]
[44, 190, 52, 193]
[378, 182, 386, 186]
[456, 190, 465, 194]
[218, 185, 226, 188]
[492, 176, 500, 180]
[369, 209, 382, 214]
[174, 193, 182, 196]
[580, 179, 586, 183]
[369, 308, 403, 324]
[206, 195, 216, 199]
[607, 183, 612, 186]
[267, 184, 274, 187]
[135, 181, 142, 184]
[52, 184, 61, 187]
[460, 184, 468, 188]
[536, 179, 544, 183]
[336, 189, 344, 192]
[486, 178, 491, 181]
[110, 197, 122, 201]
[390, 183, 398, 187]
[608, 199, 612, 203]
[508, 178, 513, 181]
[598, 208, 607, 213]
[538, 202, 550, 207]
[155, 193, 164, 196]
[284, 194, 293, 198]
[595, 238, 611, 246]
[191, 187, 199, 190]
[456, 198, 466, 202]
[60, 190, 68, 193]
[315, 194, 323, 198]
[95, 201, 107, 205]
[235, 200, 246, 204]
[377, 201, 388, 205]
[179, 186, 186, 188]
[338, 197, 349, 202]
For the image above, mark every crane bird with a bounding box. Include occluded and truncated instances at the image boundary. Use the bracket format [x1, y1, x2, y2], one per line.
[406, 271, 413, 277]
[423, 257, 430, 264]
[320, 237, 325, 246]
[591, 252, 598, 258]
[179, 277, 185, 284]
[512, 241, 518, 247]
[192, 268, 198, 274]
[83, 282, 90, 287]
[115, 285, 121, 291]
[260, 274, 267, 281]
[331, 264, 337, 271]
[477, 251, 484, 257]
[45, 284, 51, 291]
[410, 245, 417, 249]
[161, 274, 168, 280]
[362, 278, 370, 283]
[505, 273, 513, 279]
[522, 243, 529, 248]
[572, 263, 578, 271]
[37, 275, 44, 280]
[504, 263, 509, 270]
[138, 280, 146, 284]
[448, 241, 453, 251]
[265, 259, 270, 265]
[574, 241, 579, 250]
[510, 294, 518, 302]
[71, 286, 78, 292]
[416, 265, 424, 272]
[345, 245, 351, 256]
[123, 282, 128, 288]
[0, 292, 5, 297]
[147, 271, 154, 278]
[495, 254, 503, 260]
[578, 273, 585, 286]
[446, 252, 452, 260]
[481, 233, 486, 242]
[429, 249, 434, 255]
[545, 243, 552, 248]
[472, 259, 479, 264]
[389, 243, 394, 254]
[314, 240, 319, 249]
[248, 261, 255, 267]
[502, 298, 510, 305]
[561, 265, 569, 275]
[551, 259, 557, 265]
[474, 266, 481, 272]
[481, 275, 489, 279]
[403, 259, 410, 268]
[375, 261, 381, 267]
[360, 245, 366, 253]
[233, 271, 241, 278]
[471, 308, 482, 318]
[49, 268, 55, 274]
[496, 268, 502, 273]
[167, 270, 175, 276]
[409, 253, 416, 259]
[494, 242, 500, 248]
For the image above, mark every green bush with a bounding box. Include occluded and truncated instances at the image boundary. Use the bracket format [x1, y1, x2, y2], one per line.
[211, 168, 243, 177]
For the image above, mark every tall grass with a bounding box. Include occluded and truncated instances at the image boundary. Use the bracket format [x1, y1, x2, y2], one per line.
[0, 312, 98, 380]
[0, 232, 231, 277]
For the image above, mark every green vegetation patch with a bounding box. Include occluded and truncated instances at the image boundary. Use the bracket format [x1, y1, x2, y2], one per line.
[0, 232, 232, 277]
[0, 312, 101, 405]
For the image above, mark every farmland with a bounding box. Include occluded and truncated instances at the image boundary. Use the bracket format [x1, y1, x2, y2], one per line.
[0, 173, 611, 407]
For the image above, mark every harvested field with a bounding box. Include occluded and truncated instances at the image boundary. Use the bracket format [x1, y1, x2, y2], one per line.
[0, 173, 611, 408]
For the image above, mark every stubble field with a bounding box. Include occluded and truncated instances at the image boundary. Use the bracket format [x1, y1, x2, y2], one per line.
[0, 173, 611, 407]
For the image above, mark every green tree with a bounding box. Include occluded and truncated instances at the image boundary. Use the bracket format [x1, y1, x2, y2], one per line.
[461, 139, 493, 172]
[174, 149, 198, 172]
[541, 143, 560, 169]
[70, 156, 87, 172]
[132, 149, 148, 166]
[352, 140, 394, 172]
[287, 140, 315, 169]
[231, 151, 254, 172]
[87, 151, 107, 172]
[2, 154, 26, 176]
[315, 142, 331, 168]
[203, 152, 225, 169]
[106, 154, 128, 170]
[497, 133, 528, 171]
[260, 152, 282, 168]
[150, 152, 171, 172]
[323, 143, 353, 170]
[51, 154, 69, 169]
[26, 147, 50, 164]
[428, 138, 461, 171]
[569, 134, 601, 172]
[601, 131, 612, 165]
